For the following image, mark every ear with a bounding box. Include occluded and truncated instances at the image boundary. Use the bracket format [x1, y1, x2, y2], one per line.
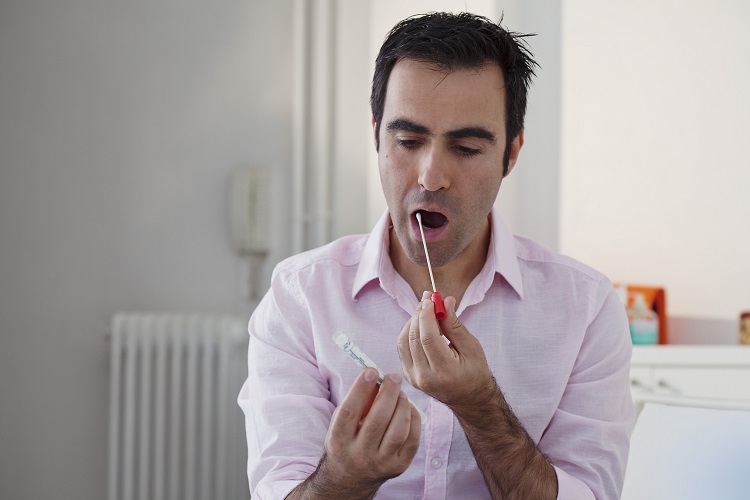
[504, 130, 524, 177]
[371, 115, 379, 150]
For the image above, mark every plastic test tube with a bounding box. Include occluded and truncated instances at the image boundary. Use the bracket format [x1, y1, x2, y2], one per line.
[333, 331, 427, 425]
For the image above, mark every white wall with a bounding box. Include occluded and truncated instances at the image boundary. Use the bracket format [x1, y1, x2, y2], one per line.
[495, 0, 563, 250]
[330, 2, 373, 240]
[0, 1, 294, 498]
[560, 0, 750, 321]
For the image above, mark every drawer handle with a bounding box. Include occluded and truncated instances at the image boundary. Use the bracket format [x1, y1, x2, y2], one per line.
[630, 379, 653, 393]
[657, 379, 682, 394]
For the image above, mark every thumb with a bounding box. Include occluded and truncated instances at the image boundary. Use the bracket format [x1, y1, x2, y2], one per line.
[438, 296, 473, 349]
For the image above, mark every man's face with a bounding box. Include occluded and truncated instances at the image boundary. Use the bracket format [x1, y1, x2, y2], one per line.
[376, 58, 521, 268]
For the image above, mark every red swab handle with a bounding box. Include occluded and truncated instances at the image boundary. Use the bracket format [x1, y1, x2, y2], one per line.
[431, 292, 447, 320]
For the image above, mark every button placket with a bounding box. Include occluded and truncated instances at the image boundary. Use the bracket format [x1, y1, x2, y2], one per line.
[421, 398, 453, 500]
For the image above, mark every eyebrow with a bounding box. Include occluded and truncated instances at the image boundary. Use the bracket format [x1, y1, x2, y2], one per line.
[386, 118, 497, 144]
[447, 127, 496, 144]
[386, 118, 429, 135]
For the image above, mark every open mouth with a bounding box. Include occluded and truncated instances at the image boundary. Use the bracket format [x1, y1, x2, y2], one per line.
[415, 209, 448, 229]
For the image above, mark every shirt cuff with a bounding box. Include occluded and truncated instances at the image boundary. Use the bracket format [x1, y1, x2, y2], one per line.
[554, 466, 595, 500]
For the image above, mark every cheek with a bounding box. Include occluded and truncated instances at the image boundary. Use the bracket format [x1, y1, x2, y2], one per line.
[465, 171, 503, 210]
[380, 156, 410, 190]
[378, 162, 405, 206]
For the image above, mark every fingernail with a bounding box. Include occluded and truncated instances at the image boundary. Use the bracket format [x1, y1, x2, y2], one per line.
[422, 290, 430, 300]
[387, 372, 402, 384]
[364, 369, 377, 381]
[399, 390, 407, 399]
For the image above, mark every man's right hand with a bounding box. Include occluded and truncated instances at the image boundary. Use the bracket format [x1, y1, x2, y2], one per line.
[287, 368, 421, 500]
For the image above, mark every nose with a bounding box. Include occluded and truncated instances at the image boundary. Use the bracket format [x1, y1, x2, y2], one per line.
[418, 149, 450, 192]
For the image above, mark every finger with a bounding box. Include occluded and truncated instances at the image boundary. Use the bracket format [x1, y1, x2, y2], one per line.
[418, 295, 452, 367]
[357, 372, 403, 448]
[378, 390, 414, 458]
[397, 317, 414, 373]
[438, 295, 477, 354]
[398, 403, 423, 460]
[408, 293, 431, 369]
[358, 381, 381, 427]
[331, 368, 380, 438]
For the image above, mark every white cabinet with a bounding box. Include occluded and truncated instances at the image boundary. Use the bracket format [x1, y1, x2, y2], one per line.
[630, 346, 750, 400]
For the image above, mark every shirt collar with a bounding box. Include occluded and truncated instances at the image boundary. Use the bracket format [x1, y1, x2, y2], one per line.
[352, 208, 524, 301]
[486, 209, 525, 299]
[352, 210, 394, 300]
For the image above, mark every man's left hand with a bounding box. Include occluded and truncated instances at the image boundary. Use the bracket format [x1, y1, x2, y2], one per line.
[397, 291, 496, 409]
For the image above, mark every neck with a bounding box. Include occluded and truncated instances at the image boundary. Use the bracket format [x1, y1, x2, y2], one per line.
[390, 219, 491, 307]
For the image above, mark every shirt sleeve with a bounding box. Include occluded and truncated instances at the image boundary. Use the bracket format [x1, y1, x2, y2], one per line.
[541, 278, 636, 500]
[554, 466, 596, 500]
[237, 263, 332, 499]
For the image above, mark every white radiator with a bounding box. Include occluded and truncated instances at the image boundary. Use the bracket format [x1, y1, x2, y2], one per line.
[108, 313, 249, 500]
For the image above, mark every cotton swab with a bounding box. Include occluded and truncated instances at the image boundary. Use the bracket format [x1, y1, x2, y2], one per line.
[415, 212, 447, 320]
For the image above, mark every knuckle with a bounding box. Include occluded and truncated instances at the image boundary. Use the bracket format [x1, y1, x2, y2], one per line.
[359, 418, 386, 441]
[419, 334, 436, 349]
[413, 372, 433, 392]
[336, 405, 356, 422]
[408, 326, 420, 342]
[413, 368, 450, 394]
[401, 441, 420, 461]
[408, 336, 421, 351]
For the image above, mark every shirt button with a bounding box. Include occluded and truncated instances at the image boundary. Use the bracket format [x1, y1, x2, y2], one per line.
[430, 457, 443, 469]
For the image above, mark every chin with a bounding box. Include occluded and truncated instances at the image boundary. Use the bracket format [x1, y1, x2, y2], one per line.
[402, 234, 427, 266]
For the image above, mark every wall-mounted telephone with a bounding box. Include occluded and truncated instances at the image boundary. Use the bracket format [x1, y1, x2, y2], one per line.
[228, 165, 270, 301]
[228, 165, 270, 256]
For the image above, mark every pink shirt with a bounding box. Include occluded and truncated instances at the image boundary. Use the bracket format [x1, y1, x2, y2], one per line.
[239, 209, 634, 500]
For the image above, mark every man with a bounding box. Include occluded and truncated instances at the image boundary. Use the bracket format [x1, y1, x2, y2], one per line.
[239, 12, 634, 500]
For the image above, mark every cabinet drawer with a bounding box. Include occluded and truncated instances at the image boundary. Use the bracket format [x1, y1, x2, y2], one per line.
[651, 367, 750, 399]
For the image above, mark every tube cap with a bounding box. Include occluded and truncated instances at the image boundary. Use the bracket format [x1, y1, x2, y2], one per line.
[432, 292, 447, 320]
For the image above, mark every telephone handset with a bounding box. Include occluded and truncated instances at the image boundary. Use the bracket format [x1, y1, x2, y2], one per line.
[228, 165, 269, 300]
[228, 165, 270, 256]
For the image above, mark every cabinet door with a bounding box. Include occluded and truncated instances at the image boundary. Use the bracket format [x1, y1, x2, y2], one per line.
[651, 367, 750, 399]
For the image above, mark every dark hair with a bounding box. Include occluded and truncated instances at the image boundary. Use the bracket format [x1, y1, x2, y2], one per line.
[370, 12, 538, 173]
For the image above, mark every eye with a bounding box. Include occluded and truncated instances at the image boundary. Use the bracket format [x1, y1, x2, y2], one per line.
[396, 138, 421, 150]
[454, 145, 481, 157]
